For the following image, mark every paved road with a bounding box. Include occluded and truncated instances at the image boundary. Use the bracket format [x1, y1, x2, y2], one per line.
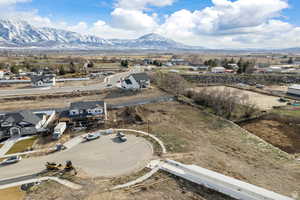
[0, 70, 134, 97]
[0, 134, 153, 181]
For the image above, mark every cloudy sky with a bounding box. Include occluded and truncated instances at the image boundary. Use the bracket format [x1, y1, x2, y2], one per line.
[0, 0, 299, 49]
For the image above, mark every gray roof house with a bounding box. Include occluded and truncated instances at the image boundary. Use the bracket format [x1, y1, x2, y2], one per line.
[121, 73, 151, 90]
[31, 74, 56, 87]
[69, 101, 107, 121]
[0, 111, 47, 140]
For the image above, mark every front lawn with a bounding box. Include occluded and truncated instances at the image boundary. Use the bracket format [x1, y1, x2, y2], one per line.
[6, 137, 37, 155]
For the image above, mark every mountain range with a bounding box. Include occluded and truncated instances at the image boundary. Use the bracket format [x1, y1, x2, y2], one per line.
[0, 19, 203, 50]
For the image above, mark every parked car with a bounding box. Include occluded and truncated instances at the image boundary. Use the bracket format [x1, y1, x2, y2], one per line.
[2, 156, 22, 164]
[106, 83, 113, 88]
[119, 136, 127, 142]
[116, 132, 127, 142]
[52, 122, 67, 140]
[84, 133, 100, 141]
[117, 132, 125, 138]
[256, 84, 264, 89]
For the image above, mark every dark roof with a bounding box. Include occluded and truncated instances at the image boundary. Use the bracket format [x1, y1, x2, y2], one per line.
[70, 101, 105, 110]
[131, 73, 150, 82]
[1, 111, 42, 125]
[31, 74, 55, 83]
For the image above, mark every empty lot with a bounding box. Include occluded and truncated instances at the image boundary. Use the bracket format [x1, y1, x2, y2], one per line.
[196, 86, 287, 110]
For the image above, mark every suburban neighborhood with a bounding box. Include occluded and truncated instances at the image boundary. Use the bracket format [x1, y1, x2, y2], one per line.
[0, 0, 300, 199]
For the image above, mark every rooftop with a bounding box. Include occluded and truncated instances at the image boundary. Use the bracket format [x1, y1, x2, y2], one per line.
[131, 73, 150, 82]
[70, 101, 105, 110]
[0, 110, 43, 125]
[289, 84, 300, 90]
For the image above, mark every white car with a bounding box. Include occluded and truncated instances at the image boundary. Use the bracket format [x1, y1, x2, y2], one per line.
[116, 132, 127, 142]
[84, 133, 100, 141]
[2, 156, 22, 165]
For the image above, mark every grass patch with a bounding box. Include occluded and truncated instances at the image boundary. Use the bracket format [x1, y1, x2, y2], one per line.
[6, 137, 37, 155]
[0, 187, 25, 200]
[271, 108, 300, 118]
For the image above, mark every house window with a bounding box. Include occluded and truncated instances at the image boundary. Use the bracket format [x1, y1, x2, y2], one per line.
[10, 127, 21, 137]
[125, 79, 132, 85]
[95, 109, 103, 114]
[70, 110, 78, 116]
[1, 122, 12, 127]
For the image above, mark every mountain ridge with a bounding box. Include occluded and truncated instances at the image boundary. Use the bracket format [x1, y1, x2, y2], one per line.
[0, 19, 203, 50]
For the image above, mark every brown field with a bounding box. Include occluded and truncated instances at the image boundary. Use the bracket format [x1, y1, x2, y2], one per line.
[0, 88, 166, 111]
[197, 86, 287, 110]
[18, 101, 300, 200]
[0, 187, 25, 200]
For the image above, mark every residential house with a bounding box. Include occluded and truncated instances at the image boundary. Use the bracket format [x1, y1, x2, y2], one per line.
[31, 74, 56, 87]
[211, 67, 226, 73]
[0, 70, 4, 79]
[69, 101, 107, 122]
[120, 73, 151, 90]
[288, 85, 300, 96]
[0, 111, 47, 140]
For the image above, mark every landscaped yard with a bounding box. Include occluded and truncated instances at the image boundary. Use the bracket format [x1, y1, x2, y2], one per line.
[6, 137, 37, 155]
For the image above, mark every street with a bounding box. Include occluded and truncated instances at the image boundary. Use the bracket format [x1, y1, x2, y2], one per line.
[0, 70, 135, 97]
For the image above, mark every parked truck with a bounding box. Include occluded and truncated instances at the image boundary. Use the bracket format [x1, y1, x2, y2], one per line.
[52, 122, 67, 140]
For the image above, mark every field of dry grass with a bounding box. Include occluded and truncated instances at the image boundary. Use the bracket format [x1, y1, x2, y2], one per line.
[196, 86, 287, 110]
[0, 88, 166, 111]
[0, 187, 25, 200]
[113, 102, 299, 199]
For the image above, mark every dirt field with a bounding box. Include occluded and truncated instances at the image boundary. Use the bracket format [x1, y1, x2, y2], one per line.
[0, 88, 166, 111]
[109, 102, 299, 199]
[265, 85, 289, 92]
[240, 119, 300, 154]
[0, 80, 104, 90]
[198, 86, 286, 110]
[0, 187, 25, 200]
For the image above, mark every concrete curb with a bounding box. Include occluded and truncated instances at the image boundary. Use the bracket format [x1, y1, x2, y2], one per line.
[0, 176, 82, 190]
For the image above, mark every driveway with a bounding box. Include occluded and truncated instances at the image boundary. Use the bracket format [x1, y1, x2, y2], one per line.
[0, 134, 153, 180]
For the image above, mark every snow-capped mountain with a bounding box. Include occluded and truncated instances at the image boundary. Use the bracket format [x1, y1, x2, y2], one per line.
[110, 33, 190, 49]
[0, 19, 203, 50]
[0, 20, 111, 47]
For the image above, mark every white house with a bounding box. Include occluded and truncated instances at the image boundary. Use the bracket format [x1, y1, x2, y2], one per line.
[31, 74, 56, 87]
[121, 73, 150, 90]
[0, 70, 4, 79]
[69, 101, 107, 121]
[211, 67, 226, 73]
[287, 84, 300, 96]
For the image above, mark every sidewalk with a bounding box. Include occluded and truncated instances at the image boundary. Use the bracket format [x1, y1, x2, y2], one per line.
[0, 138, 18, 157]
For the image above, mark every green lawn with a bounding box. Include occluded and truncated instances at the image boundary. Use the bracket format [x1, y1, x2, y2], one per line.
[6, 137, 37, 155]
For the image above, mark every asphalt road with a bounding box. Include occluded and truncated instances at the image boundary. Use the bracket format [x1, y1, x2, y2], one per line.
[0, 134, 153, 181]
[0, 70, 134, 97]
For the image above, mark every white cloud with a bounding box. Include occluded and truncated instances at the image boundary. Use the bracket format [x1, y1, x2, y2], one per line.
[0, 0, 300, 48]
[116, 0, 174, 10]
[67, 21, 88, 34]
[0, 0, 30, 6]
[111, 8, 158, 31]
[153, 0, 300, 48]
[88, 20, 140, 39]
